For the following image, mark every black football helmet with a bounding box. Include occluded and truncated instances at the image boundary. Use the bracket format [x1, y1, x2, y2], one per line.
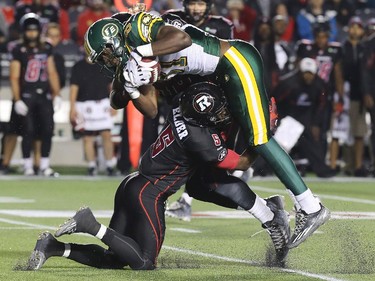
[179, 82, 231, 127]
[312, 17, 330, 36]
[183, 0, 213, 22]
[20, 13, 41, 32]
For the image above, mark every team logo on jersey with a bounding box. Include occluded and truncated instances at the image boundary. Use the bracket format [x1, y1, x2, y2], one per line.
[193, 93, 214, 113]
[218, 148, 227, 162]
[142, 14, 153, 25]
[102, 23, 119, 39]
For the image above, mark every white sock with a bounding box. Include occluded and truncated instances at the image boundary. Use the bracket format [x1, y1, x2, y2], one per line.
[287, 189, 301, 211]
[62, 243, 71, 258]
[248, 196, 274, 224]
[95, 224, 107, 239]
[106, 158, 115, 168]
[40, 157, 50, 171]
[181, 192, 193, 206]
[295, 189, 321, 214]
[88, 161, 96, 168]
[23, 158, 33, 170]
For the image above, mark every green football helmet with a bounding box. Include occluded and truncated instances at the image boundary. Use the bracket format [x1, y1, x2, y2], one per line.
[84, 17, 128, 75]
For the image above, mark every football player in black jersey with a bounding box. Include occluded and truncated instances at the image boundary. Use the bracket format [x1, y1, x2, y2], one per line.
[6, 13, 61, 176]
[162, 0, 234, 221]
[296, 21, 345, 171]
[85, 9, 331, 249]
[27, 82, 290, 270]
[164, 0, 234, 39]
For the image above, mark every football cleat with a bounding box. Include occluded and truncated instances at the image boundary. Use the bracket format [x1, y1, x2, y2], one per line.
[165, 198, 192, 222]
[24, 168, 35, 176]
[288, 204, 331, 249]
[41, 167, 59, 177]
[262, 195, 290, 265]
[27, 232, 57, 270]
[55, 206, 99, 237]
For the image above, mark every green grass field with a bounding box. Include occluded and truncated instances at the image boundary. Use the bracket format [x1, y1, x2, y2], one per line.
[0, 176, 374, 281]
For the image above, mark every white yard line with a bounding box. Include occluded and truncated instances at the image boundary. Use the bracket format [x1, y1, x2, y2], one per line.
[251, 186, 375, 205]
[0, 217, 348, 281]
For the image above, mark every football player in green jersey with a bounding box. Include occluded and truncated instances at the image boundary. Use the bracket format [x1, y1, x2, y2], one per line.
[84, 10, 330, 249]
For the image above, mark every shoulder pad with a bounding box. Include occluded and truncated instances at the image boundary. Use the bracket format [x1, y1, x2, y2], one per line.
[207, 15, 233, 26]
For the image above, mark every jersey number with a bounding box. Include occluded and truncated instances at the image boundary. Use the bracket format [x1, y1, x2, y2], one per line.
[25, 59, 48, 82]
[151, 124, 175, 158]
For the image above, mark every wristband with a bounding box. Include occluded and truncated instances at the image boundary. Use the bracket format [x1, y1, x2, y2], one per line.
[136, 44, 154, 57]
[129, 89, 141, 99]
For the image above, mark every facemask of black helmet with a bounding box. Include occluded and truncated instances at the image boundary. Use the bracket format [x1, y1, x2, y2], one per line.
[179, 82, 231, 127]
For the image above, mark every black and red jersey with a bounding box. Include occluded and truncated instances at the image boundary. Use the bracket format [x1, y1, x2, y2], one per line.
[162, 10, 233, 39]
[139, 98, 228, 191]
[296, 39, 342, 86]
[10, 41, 53, 95]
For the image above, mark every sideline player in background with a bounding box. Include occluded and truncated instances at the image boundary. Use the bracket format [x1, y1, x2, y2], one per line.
[83, 9, 330, 248]
[27, 82, 291, 270]
[5, 13, 60, 176]
[162, 0, 234, 221]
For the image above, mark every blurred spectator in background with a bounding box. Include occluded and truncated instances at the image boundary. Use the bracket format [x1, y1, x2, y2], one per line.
[272, 2, 295, 43]
[296, 0, 338, 41]
[362, 17, 375, 176]
[249, 0, 280, 19]
[272, 13, 295, 76]
[152, 0, 183, 14]
[8, 13, 60, 176]
[15, 0, 70, 40]
[69, 57, 116, 176]
[252, 17, 280, 93]
[76, 0, 112, 46]
[325, 0, 356, 41]
[226, 0, 257, 41]
[296, 21, 344, 170]
[66, 0, 86, 42]
[325, 0, 355, 28]
[272, 58, 337, 177]
[342, 16, 368, 176]
[45, 23, 66, 88]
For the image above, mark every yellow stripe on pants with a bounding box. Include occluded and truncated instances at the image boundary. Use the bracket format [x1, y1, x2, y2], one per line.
[224, 47, 268, 145]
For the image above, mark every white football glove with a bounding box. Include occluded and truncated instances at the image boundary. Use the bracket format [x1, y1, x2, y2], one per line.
[14, 100, 28, 116]
[123, 64, 152, 88]
[129, 48, 143, 65]
[53, 95, 63, 112]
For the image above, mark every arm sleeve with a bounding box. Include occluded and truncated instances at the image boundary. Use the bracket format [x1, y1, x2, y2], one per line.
[215, 149, 240, 170]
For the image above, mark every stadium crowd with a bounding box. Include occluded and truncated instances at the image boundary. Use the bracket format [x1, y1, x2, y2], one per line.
[0, 0, 375, 178]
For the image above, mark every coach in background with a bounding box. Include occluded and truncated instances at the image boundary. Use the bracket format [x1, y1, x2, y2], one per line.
[362, 18, 375, 177]
[69, 57, 116, 176]
[7, 13, 60, 176]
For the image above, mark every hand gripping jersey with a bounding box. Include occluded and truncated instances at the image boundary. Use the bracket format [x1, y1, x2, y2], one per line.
[124, 12, 221, 81]
[139, 97, 228, 191]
